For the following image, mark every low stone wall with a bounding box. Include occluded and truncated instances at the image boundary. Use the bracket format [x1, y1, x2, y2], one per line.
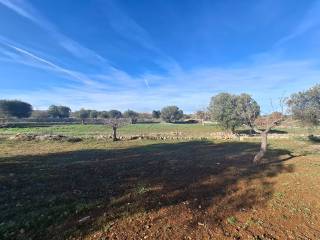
[8, 133, 82, 142]
[5, 132, 301, 143]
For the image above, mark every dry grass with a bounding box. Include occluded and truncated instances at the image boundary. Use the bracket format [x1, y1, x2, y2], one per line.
[0, 124, 319, 240]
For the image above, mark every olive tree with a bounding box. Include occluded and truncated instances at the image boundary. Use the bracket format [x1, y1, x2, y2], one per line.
[234, 95, 285, 164]
[195, 110, 207, 125]
[209, 92, 284, 164]
[208, 93, 240, 132]
[287, 84, 320, 127]
[152, 110, 161, 119]
[235, 93, 260, 134]
[103, 118, 130, 141]
[48, 105, 71, 118]
[161, 106, 183, 123]
[89, 110, 98, 119]
[75, 108, 90, 124]
[99, 111, 110, 118]
[123, 110, 139, 124]
[0, 100, 32, 118]
[251, 112, 284, 164]
[109, 110, 122, 119]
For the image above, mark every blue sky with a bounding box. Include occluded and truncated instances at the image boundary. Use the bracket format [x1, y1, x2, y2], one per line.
[0, 0, 320, 113]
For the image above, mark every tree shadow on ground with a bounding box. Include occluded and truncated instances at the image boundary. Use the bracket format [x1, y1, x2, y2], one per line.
[236, 129, 288, 135]
[1, 123, 55, 128]
[308, 134, 320, 143]
[0, 140, 295, 240]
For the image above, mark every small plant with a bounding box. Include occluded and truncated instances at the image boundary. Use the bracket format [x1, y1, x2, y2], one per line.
[135, 183, 150, 195]
[226, 216, 237, 225]
[274, 191, 284, 199]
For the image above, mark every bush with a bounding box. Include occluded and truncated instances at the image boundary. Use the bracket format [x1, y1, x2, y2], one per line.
[161, 106, 183, 123]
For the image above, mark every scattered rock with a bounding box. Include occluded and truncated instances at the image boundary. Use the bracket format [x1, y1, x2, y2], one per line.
[8, 133, 82, 142]
[78, 216, 90, 223]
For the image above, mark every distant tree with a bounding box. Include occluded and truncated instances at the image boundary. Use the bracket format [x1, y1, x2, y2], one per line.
[89, 110, 98, 119]
[103, 118, 130, 141]
[208, 93, 240, 132]
[47, 105, 59, 118]
[152, 110, 161, 119]
[48, 105, 71, 118]
[195, 110, 207, 125]
[58, 106, 71, 118]
[0, 100, 32, 118]
[287, 84, 320, 127]
[161, 106, 183, 123]
[123, 110, 139, 124]
[76, 108, 90, 124]
[99, 111, 110, 118]
[109, 110, 122, 119]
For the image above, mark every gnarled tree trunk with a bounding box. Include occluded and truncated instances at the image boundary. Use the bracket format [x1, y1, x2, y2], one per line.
[253, 131, 267, 164]
[112, 126, 117, 141]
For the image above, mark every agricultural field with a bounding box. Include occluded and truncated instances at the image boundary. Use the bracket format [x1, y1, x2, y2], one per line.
[0, 123, 222, 138]
[1, 123, 320, 240]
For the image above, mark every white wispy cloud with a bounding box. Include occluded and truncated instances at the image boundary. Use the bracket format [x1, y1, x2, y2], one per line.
[0, 0, 109, 66]
[0, 0, 157, 89]
[0, 0, 180, 89]
[0, 37, 151, 90]
[2, 52, 320, 113]
[1, 0, 319, 113]
[0, 38, 98, 85]
[101, 0, 181, 73]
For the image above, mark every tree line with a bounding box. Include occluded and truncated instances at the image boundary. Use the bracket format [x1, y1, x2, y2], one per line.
[1, 85, 319, 128]
[0, 102, 186, 123]
[1, 84, 319, 162]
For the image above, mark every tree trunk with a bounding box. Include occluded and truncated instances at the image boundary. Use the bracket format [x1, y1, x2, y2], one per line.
[249, 128, 253, 136]
[112, 126, 117, 141]
[253, 131, 268, 164]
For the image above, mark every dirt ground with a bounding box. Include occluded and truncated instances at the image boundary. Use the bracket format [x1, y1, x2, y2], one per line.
[1, 139, 319, 240]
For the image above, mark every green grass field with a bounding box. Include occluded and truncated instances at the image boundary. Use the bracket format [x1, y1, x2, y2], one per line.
[0, 123, 223, 138]
[0, 122, 319, 138]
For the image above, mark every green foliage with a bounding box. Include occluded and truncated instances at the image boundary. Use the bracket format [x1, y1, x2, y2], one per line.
[48, 105, 71, 118]
[152, 110, 161, 119]
[208, 93, 260, 132]
[109, 110, 122, 119]
[75, 108, 90, 119]
[226, 216, 237, 225]
[160, 106, 183, 123]
[99, 111, 110, 118]
[288, 84, 320, 126]
[236, 93, 260, 128]
[0, 100, 32, 118]
[89, 110, 98, 119]
[208, 93, 240, 132]
[123, 110, 139, 123]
